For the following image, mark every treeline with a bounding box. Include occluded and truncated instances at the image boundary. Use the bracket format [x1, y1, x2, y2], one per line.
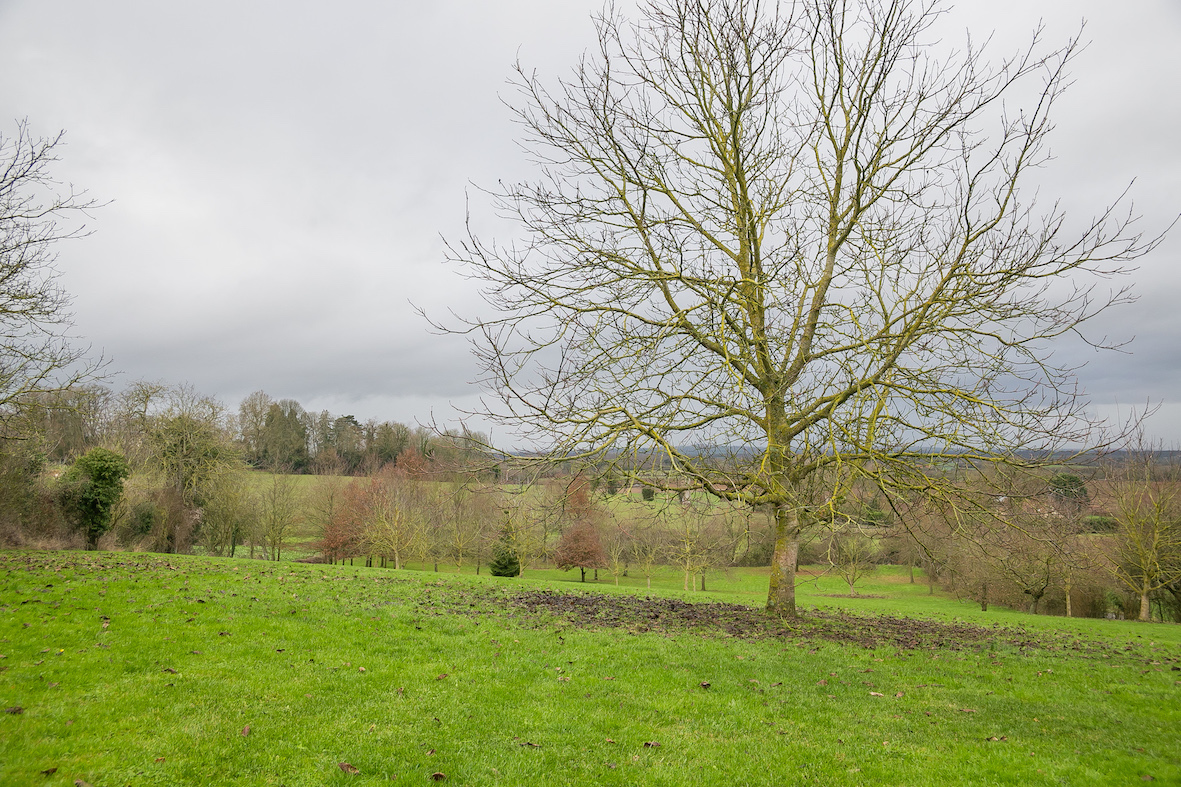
[20, 383, 480, 475]
[0, 381, 485, 553]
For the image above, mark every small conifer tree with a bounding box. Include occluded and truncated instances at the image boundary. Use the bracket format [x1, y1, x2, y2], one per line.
[488, 532, 521, 577]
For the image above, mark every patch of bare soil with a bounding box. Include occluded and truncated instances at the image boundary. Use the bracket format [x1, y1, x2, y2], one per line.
[498, 588, 1143, 660]
[818, 593, 887, 599]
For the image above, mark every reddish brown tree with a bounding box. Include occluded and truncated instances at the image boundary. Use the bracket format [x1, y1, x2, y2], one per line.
[552, 520, 607, 582]
[316, 480, 368, 564]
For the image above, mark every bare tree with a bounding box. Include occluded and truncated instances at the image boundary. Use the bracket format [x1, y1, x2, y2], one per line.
[1103, 451, 1181, 621]
[200, 467, 255, 557]
[825, 525, 879, 595]
[445, 0, 1157, 615]
[601, 509, 634, 585]
[365, 476, 418, 569]
[236, 390, 273, 466]
[259, 472, 300, 561]
[0, 121, 105, 427]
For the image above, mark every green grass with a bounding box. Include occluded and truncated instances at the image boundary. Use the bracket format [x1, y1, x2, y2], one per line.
[2, 551, 1178, 786]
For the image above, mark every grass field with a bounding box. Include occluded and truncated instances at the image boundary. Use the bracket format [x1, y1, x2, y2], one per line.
[1, 551, 1178, 785]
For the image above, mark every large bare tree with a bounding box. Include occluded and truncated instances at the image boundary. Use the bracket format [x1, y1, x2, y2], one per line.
[446, 0, 1157, 615]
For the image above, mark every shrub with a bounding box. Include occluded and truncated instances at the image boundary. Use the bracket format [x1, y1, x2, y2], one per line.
[62, 448, 130, 550]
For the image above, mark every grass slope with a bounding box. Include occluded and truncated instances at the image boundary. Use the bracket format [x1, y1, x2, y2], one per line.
[1, 552, 1178, 786]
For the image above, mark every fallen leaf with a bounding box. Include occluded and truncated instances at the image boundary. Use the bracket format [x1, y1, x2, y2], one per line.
[436, 673, 449, 680]
[700, 682, 711, 689]
[155, 757, 166, 762]
[358, 666, 366, 673]
[75, 780, 92, 787]
[339, 762, 360, 775]
[163, 668, 178, 674]
[603, 676, 615, 680]
[959, 708, 977, 713]
[431, 772, 446, 781]
[869, 692, 885, 697]
[40, 768, 57, 776]
[519, 741, 541, 748]
[894, 692, 904, 698]
[241, 725, 251, 737]
[643, 741, 661, 748]
[605, 738, 616, 744]
[5, 707, 23, 714]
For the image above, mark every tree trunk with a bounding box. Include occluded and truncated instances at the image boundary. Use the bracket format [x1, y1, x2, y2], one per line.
[580, 567, 586, 582]
[700, 573, 706, 592]
[766, 505, 799, 617]
[1064, 574, 1072, 618]
[1140, 590, 1152, 621]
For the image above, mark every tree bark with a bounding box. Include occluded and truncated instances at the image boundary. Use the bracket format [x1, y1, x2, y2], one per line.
[1140, 591, 1151, 621]
[766, 506, 799, 617]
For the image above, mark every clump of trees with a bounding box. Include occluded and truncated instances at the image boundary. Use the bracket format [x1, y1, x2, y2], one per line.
[235, 389, 482, 475]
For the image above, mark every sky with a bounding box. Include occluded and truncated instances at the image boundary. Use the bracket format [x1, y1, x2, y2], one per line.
[0, 0, 1178, 444]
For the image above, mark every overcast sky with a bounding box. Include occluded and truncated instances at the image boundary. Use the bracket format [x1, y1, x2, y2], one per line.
[0, 0, 1178, 444]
